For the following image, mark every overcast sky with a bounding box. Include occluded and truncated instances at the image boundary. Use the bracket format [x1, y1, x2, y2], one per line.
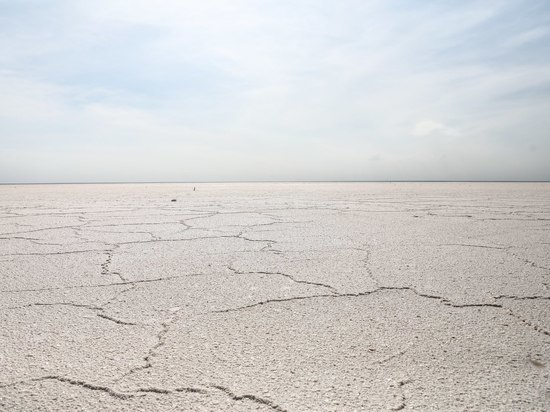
[1, 0, 549, 182]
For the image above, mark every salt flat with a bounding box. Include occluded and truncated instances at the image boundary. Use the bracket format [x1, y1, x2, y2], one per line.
[0, 182, 549, 411]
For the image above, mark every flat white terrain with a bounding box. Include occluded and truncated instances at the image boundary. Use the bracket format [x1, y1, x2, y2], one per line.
[0, 183, 549, 411]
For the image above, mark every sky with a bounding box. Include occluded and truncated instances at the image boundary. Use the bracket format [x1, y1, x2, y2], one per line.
[1, 0, 550, 182]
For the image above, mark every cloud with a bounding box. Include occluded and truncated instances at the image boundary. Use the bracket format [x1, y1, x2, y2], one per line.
[412, 121, 459, 137]
[1, 0, 550, 181]
[504, 26, 549, 48]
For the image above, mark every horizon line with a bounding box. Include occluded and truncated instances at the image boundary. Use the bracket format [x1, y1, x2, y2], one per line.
[1, 180, 550, 185]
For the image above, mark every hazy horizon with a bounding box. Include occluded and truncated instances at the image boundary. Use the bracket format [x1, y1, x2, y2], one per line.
[1, 1, 550, 183]
[3, 180, 550, 186]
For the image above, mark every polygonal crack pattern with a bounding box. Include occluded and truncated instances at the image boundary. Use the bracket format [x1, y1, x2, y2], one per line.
[0, 182, 549, 411]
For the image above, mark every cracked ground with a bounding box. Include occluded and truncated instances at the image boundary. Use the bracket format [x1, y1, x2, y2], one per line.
[0, 182, 549, 411]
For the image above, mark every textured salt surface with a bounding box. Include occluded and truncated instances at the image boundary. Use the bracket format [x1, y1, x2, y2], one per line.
[0, 182, 549, 411]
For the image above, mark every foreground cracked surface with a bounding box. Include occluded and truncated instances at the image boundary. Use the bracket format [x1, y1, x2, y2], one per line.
[0, 182, 549, 411]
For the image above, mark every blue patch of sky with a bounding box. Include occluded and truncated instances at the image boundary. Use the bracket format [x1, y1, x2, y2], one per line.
[427, 2, 550, 68]
[16, 27, 235, 105]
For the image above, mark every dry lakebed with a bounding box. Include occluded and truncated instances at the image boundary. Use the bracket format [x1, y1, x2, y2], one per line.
[0, 182, 549, 411]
